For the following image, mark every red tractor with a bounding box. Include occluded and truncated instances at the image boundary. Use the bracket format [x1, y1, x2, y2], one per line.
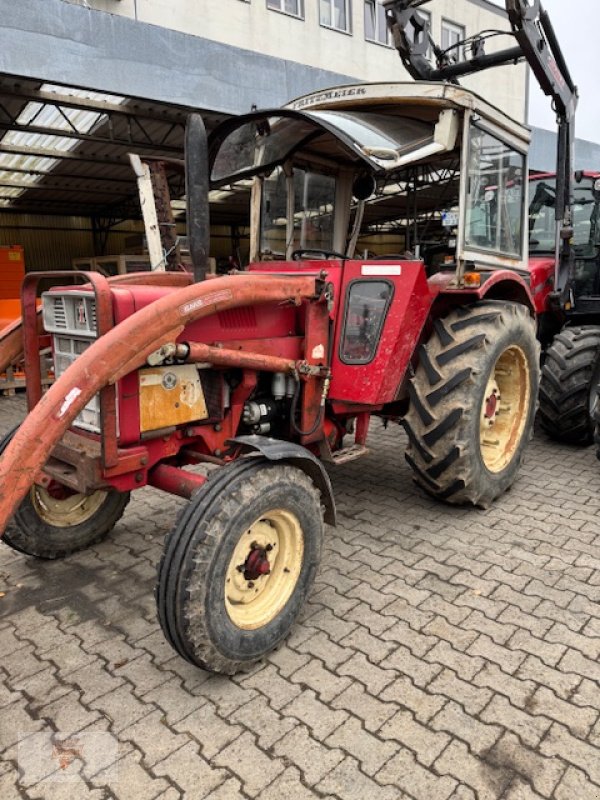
[0, 0, 569, 673]
[528, 171, 600, 444]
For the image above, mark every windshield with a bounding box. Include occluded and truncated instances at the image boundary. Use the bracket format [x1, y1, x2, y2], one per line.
[529, 177, 600, 256]
[261, 166, 336, 256]
[210, 110, 434, 185]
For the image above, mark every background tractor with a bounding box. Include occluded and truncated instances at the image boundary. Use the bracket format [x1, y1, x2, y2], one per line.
[529, 171, 600, 444]
[0, 0, 571, 674]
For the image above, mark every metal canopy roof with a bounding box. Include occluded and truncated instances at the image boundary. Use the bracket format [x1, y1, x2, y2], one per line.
[0, 74, 233, 224]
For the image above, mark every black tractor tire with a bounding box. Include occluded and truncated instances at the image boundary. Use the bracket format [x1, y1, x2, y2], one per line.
[539, 326, 600, 445]
[403, 300, 540, 508]
[0, 425, 130, 559]
[156, 458, 323, 675]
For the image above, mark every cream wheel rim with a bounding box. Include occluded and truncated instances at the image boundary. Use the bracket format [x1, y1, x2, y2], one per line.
[479, 344, 531, 474]
[224, 509, 304, 630]
[31, 485, 107, 528]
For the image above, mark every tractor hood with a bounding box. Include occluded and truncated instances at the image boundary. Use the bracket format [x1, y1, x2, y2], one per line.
[209, 107, 457, 187]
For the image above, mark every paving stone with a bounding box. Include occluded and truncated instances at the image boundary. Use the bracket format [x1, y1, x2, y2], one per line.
[339, 624, 396, 664]
[239, 664, 298, 711]
[229, 695, 295, 750]
[317, 756, 402, 800]
[336, 651, 395, 695]
[467, 634, 526, 674]
[379, 645, 442, 688]
[516, 655, 581, 700]
[154, 741, 229, 797]
[121, 708, 189, 766]
[485, 732, 565, 797]
[432, 700, 502, 755]
[141, 681, 206, 724]
[171, 701, 242, 763]
[274, 724, 344, 785]
[89, 684, 155, 733]
[526, 685, 598, 739]
[204, 777, 246, 800]
[89, 747, 167, 798]
[555, 767, 600, 800]
[379, 709, 450, 767]
[325, 715, 398, 776]
[540, 722, 600, 784]
[213, 731, 285, 798]
[425, 640, 483, 681]
[289, 658, 351, 702]
[376, 747, 458, 800]
[283, 688, 348, 740]
[434, 739, 513, 800]
[295, 631, 353, 670]
[429, 668, 491, 715]
[508, 629, 567, 667]
[479, 694, 551, 748]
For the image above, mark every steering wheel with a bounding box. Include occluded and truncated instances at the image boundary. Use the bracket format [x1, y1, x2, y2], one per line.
[291, 248, 347, 261]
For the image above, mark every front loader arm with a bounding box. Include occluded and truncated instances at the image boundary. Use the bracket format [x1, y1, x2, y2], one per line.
[0, 274, 319, 537]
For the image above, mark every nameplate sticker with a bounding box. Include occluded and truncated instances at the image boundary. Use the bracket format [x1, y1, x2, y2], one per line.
[361, 265, 402, 277]
[179, 289, 233, 317]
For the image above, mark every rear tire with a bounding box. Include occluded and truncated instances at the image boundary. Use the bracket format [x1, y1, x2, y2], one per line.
[156, 459, 323, 674]
[0, 426, 130, 559]
[539, 326, 600, 445]
[403, 301, 539, 508]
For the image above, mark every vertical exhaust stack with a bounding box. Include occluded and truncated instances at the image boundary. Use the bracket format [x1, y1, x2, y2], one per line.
[185, 114, 211, 282]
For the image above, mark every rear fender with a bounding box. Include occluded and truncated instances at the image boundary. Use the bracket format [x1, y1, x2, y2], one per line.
[228, 435, 336, 526]
[433, 270, 536, 316]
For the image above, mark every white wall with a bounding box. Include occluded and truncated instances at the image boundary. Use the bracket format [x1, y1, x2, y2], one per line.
[67, 0, 528, 122]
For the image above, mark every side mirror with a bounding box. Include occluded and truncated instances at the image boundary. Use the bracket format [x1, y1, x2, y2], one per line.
[352, 174, 376, 201]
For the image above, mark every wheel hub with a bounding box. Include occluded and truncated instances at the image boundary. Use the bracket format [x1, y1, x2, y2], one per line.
[483, 379, 501, 427]
[225, 509, 304, 631]
[242, 544, 272, 581]
[479, 345, 530, 474]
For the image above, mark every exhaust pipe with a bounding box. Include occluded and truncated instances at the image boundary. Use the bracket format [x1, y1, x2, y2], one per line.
[185, 114, 210, 282]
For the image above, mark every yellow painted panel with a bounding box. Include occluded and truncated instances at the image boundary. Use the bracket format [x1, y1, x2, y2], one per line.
[139, 364, 208, 433]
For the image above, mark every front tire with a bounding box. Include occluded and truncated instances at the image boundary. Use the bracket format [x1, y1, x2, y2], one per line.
[539, 326, 600, 445]
[403, 301, 540, 508]
[156, 458, 323, 674]
[0, 426, 130, 559]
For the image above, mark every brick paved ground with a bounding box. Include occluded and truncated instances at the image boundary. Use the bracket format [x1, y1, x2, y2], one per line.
[1, 394, 600, 799]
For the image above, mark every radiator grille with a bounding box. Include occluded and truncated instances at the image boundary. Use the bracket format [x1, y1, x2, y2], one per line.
[43, 290, 101, 432]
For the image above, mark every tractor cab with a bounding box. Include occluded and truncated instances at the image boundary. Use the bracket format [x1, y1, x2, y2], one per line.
[209, 82, 530, 282]
[529, 171, 600, 317]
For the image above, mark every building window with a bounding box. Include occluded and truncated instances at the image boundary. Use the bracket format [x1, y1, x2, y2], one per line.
[441, 19, 465, 61]
[320, 0, 351, 33]
[267, 0, 303, 18]
[364, 0, 389, 45]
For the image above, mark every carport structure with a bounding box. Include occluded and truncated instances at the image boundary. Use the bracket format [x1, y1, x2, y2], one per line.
[0, 73, 251, 270]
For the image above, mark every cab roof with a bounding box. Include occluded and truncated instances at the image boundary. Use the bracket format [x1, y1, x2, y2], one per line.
[286, 82, 531, 145]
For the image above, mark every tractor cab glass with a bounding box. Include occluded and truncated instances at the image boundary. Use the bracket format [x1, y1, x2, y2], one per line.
[529, 175, 600, 257]
[465, 125, 526, 259]
[261, 167, 336, 256]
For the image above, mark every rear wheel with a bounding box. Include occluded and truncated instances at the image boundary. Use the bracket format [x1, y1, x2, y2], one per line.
[539, 326, 600, 445]
[0, 426, 130, 559]
[156, 459, 323, 674]
[403, 301, 539, 508]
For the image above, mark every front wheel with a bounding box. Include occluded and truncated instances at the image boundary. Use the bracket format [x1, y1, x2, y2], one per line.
[156, 458, 324, 674]
[539, 326, 600, 445]
[403, 301, 540, 508]
[0, 426, 130, 559]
